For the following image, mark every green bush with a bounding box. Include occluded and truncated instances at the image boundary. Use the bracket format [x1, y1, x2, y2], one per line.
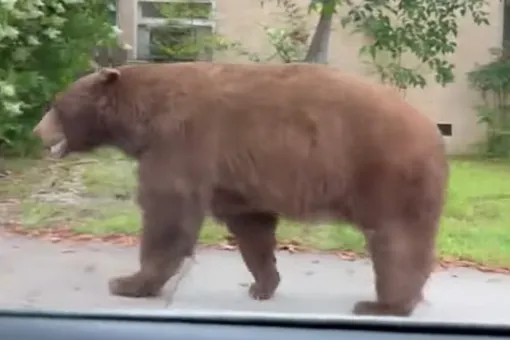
[0, 0, 118, 156]
[467, 47, 510, 158]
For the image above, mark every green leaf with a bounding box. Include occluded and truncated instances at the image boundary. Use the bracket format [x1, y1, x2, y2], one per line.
[341, 0, 490, 90]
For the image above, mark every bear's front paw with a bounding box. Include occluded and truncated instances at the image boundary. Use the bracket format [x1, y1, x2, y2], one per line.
[248, 283, 275, 300]
[247, 272, 280, 301]
[108, 273, 161, 298]
[352, 300, 413, 317]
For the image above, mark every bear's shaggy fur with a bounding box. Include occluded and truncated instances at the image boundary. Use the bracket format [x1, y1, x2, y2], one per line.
[32, 62, 449, 317]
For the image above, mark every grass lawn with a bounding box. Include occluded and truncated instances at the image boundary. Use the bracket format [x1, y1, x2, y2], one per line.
[1, 149, 510, 268]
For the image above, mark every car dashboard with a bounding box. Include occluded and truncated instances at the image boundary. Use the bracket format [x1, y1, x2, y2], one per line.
[0, 309, 509, 340]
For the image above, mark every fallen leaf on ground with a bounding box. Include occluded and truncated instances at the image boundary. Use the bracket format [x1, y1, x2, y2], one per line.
[218, 242, 236, 251]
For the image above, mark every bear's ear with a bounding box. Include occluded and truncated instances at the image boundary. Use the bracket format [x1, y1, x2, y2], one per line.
[98, 67, 120, 84]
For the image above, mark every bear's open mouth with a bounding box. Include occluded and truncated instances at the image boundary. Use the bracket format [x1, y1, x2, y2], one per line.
[49, 138, 68, 158]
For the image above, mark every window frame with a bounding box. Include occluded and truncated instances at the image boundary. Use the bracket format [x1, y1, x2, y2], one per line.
[134, 0, 216, 62]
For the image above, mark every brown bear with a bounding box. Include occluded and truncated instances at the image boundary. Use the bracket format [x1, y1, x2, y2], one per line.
[32, 62, 449, 317]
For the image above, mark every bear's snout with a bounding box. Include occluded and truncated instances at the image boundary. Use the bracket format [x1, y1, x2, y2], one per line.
[33, 109, 68, 158]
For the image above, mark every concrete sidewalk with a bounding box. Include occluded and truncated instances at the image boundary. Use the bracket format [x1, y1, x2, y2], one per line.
[1, 233, 509, 323]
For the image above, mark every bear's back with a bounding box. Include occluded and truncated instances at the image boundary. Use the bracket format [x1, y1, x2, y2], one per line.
[116, 61, 441, 160]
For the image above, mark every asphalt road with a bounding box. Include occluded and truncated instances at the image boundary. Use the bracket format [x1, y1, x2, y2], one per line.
[1, 233, 509, 324]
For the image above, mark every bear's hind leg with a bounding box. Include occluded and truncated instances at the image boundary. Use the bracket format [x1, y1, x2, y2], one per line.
[353, 221, 436, 317]
[225, 213, 281, 300]
[109, 191, 204, 298]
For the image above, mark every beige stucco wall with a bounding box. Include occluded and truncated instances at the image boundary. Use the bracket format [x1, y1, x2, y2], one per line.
[117, 0, 504, 155]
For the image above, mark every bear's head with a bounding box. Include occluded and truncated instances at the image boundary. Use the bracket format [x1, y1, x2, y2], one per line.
[32, 67, 122, 158]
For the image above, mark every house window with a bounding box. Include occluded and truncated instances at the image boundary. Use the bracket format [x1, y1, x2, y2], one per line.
[136, 0, 215, 62]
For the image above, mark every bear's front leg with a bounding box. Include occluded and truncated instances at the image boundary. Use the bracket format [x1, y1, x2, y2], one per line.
[109, 185, 204, 298]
